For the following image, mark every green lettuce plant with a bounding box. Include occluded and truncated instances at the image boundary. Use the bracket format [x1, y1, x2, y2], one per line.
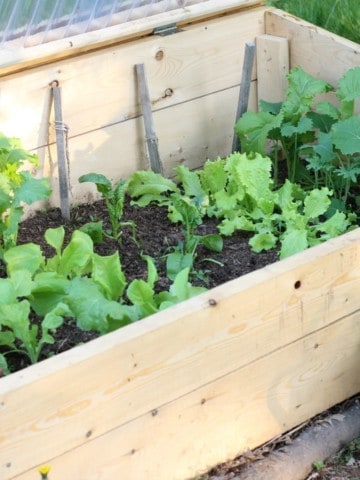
[0, 226, 207, 374]
[199, 152, 353, 259]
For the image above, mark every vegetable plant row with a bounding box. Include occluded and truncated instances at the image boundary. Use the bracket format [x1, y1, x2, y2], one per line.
[0, 65, 359, 376]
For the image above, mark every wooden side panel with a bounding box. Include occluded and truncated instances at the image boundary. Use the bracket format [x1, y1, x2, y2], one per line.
[1, 228, 360, 479]
[0, 8, 265, 149]
[265, 9, 360, 85]
[15, 313, 360, 480]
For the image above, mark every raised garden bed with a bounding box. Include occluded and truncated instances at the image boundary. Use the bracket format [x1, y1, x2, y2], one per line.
[0, 3, 360, 480]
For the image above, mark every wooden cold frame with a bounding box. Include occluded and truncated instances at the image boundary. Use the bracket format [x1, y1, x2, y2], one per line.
[0, 5, 359, 480]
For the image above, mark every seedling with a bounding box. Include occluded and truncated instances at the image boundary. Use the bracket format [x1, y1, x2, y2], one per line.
[79, 173, 138, 244]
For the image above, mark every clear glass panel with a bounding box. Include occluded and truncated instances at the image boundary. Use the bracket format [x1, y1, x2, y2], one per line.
[0, 0, 208, 47]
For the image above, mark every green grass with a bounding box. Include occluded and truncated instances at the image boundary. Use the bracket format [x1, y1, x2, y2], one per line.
[265, 0, 360, 43]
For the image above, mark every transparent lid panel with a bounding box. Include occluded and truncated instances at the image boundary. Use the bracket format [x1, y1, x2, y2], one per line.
[0, 0, 206, 47]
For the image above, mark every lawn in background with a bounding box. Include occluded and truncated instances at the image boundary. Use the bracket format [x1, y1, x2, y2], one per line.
[266, 0, 360, 43]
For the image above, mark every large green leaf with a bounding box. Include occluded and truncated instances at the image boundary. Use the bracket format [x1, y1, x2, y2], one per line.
[315, 211, 350, 239]
[127, 170, 178, 197]
[92, 252, 126, 301]
[315, 101, 340, 120]
[0, 300, 32, 345]
[332, 116, 360, 155]
[337, 66, 360, 117]
[175, 165, 207, 205]
[168, 267, 206, 302]
[58, 230, 93, 277]
[10, 270, 33, 297]
[15, 173, 51, 205]
[78, 173, 112, 196]
[166, 252, 194, 281]
[66, 277, 129, 333]
[30, 272, 69, 316]
[303, 188, 332, 220]
[235, 111, 282, 155]
[310, 131, 336, 164]
[126, 279, 158, 317]
[275, 180, 303, 214]
[249, 232, 277, 252]
[233, 152, 274, 202]
[281, 116, 313, 137]
[282, 66, 332, 117]
[199, 234, 223, 253]
[218, 216, 255, 236]
[200, 158, 227, 195]
[0, 278, 17, 304]
[4, 243, 44, 276]
[280, 228, 308, 259]
[45, 226, 65, 253]
[42, 303, 72, 332]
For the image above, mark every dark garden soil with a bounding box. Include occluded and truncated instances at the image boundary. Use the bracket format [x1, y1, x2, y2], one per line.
[1, 197, 278, 374]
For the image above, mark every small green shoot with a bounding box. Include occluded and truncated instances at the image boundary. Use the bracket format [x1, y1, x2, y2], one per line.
[78, 173, 137, 244]
[313, 459, 325, 471]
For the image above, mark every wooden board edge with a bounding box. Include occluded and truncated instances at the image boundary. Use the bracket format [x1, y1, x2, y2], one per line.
[265, 8, 360, 52]
[0, 1, 265, 77]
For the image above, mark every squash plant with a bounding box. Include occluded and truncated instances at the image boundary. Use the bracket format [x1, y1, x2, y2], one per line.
[0, 132, 51, 258]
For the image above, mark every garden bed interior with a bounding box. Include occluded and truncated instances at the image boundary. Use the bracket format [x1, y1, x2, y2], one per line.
[0, 2, 360, 479]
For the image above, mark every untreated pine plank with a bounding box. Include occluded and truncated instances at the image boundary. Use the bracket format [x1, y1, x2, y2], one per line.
[265, 8, 360, 85]
[0, 7, 266, 152]
[1, 228, 360, 479]
[14, 311, 360, 480]
[256, 34, 289, 104]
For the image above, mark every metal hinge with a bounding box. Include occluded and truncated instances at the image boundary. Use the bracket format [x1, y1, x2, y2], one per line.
[153, 23, 181, 36]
